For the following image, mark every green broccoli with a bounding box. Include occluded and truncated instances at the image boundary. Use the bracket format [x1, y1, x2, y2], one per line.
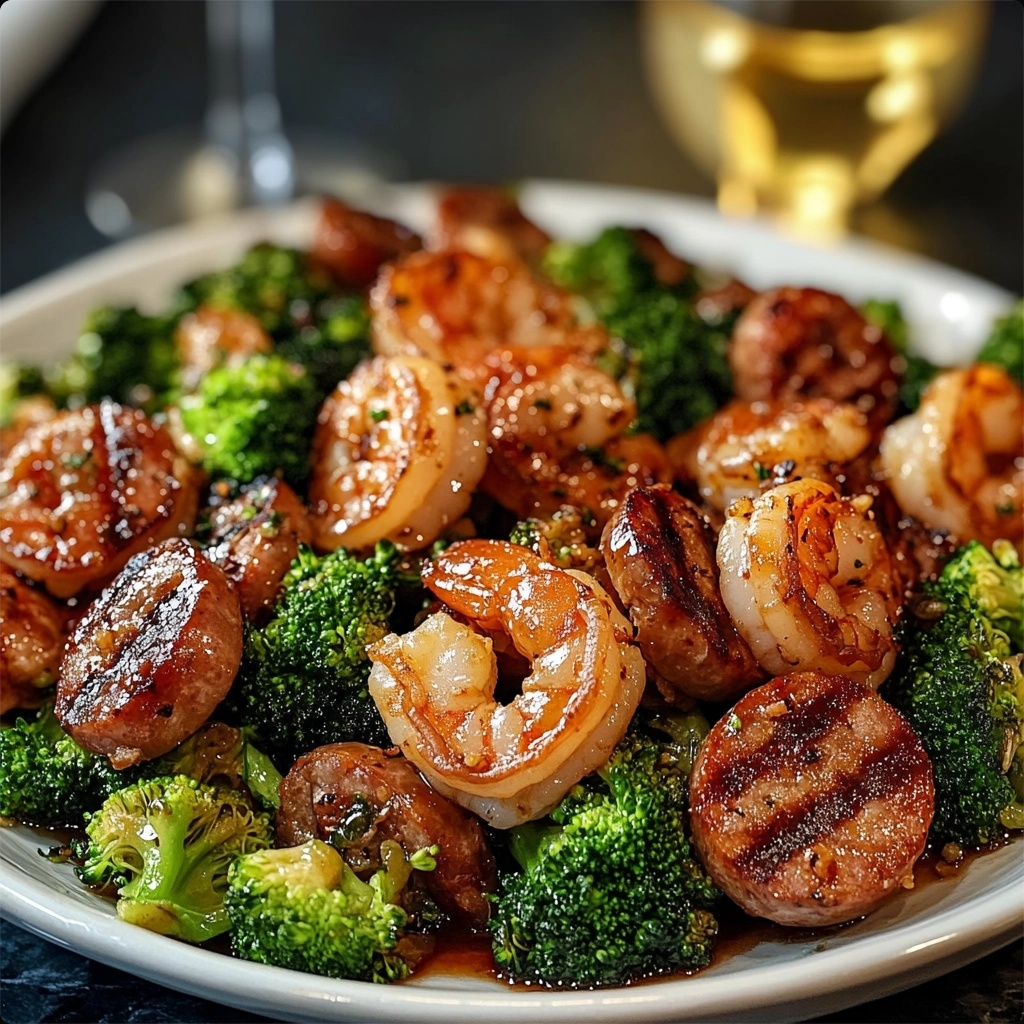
[0, 361, 47, 427]
[48, 305, 180, 413]
[861, 298, 940, 414]
[227, 542, 399, 769]
[543, 228, 734, 439]
[976, 298, 1023, 384]
[490, 716, 719, 988]
[177, 352, 319, 489]
[510, 506, 600, 570]
[226, 838, 437, 982]
[885, 540, 1024, 846]
[76, 775, 273, 943]
[0, 703, 136, 828]
[175, 244, 372, 397]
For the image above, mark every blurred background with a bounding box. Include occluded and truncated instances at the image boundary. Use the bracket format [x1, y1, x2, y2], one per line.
[1, 0, 1021, 295]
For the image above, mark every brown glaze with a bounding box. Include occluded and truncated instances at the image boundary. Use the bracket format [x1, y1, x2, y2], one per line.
[312, 196, 422, 290]
[200, 476, 312, 622]
[690, 672, 934, 927]
[277, 742, 497, 928]
[56, 538, 243, 768]
[730, 287, 900, 431]
[0, 401, 202, 598]
[601, 485, 762, 702]
[434, 185, 552, 266]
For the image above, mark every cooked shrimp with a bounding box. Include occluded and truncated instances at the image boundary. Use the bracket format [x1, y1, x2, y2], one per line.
[57, 538, 243, 768]
[668, 397, 873, 513]
[370, 249, 603, 372]
[309, 355, 488, 552]
[367, 539, 646, 828]
[0, 566, 68, 713]
[717, 479, 900, 689]
[879, 364, 1024, 551]
[0, 401, 202, 598]
[200, 475, 313, 621]
[277, 742, 497, 927]
[602, 485, 763, 704]
[478, 344, 670, 526]
[174, 305, 272, 393]
[433, 185, 552, 267]
[0, 394, 57, 460]
[313, 196, 422, 290]
[730, 287, 900, 429]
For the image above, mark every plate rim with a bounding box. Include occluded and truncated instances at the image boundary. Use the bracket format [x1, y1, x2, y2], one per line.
[1, 180, 1021, 1024]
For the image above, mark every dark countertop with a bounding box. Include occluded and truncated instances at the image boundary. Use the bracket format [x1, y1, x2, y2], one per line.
[1, 3, 1022, 1022]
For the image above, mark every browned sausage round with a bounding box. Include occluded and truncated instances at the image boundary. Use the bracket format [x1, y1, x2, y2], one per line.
[689, 671, 934, 927]
[278, 742, 497, 928]
[0, 566, 68, 713]
[56, 538, 243, 769]
[601, 484, 763, 704]
[730, 287, 900, 431]
[200, 475, 312, 622]
[0, 401, 202, 598]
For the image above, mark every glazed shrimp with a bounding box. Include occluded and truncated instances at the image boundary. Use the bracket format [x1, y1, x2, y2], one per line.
[879, 364, 1024, 551]
[309, 355, 488, 552]
[480, 345, 671, 526]
[668, 397, 873, 513]
[717, 479, 901, 689]
[370, 249, 603, 372]
[432, 185, 552, 267]
[0, 401, 202, 598]
[730, 287, 900, 430]
[367, 539, 646, 828]
[0, 566, 68, 714]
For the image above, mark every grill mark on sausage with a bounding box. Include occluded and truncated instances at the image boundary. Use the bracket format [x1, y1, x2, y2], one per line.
[697, 683, 863, 806]
[734, 738, 928, 884]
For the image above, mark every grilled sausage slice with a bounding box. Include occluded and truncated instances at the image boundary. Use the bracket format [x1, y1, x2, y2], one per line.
[278, 742, 497, 928]
[56, 538, 243, 769]
[689, 672, 934, 927]
[601, 484, 763, 704]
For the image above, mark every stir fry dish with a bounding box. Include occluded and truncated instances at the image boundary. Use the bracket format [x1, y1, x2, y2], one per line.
[1, 187, 1022, 990]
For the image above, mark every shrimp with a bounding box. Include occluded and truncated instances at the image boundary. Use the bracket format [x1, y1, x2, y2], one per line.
[199, 475, 313, 621]
[601, 485, 763, 704]
[57, 538, 243, 768]
[0, 401, 203, 598]
[308, 355, 488, 552]
[479, 345, 670, 527]
[370, 249, 603, 372]
[879, 364, 1024, 551]
[174, 305, 272, 392]
[277, 742, 497, 927]
[432, 185, 552, 267]
[0, 566, 68, 714]
[367, 539, 646, 828]
[312, 196, 422, 290]
[717, 479, 901, 689]
[730, 287, 900, 430]
[667, 397, 873, 513]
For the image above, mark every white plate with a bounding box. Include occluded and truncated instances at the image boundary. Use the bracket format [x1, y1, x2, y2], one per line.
[1, 181, 1021, 1024]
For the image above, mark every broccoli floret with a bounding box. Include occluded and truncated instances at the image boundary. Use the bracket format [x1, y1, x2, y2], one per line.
[48, 306, 180, 413]
[76, 775, 272, 943]
[885, 540, 1024, 846]
[178, 352, 319, 489]
[976, 299, 1023, 384]
[510, 506, 600, 570]
[0, 703, 137, 828]
[176, 244, 372, 398]
[0, 362, 47, 427]
[544, 228, 733, 439]
[862, 298, 938, 413]
[227, 542, 399, 768]
[226, 838, 436, 982]
[490, 718, 719, 988]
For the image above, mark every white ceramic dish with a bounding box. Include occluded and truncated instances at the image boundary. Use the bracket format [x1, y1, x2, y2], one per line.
[1, 181, 1021, 1024]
